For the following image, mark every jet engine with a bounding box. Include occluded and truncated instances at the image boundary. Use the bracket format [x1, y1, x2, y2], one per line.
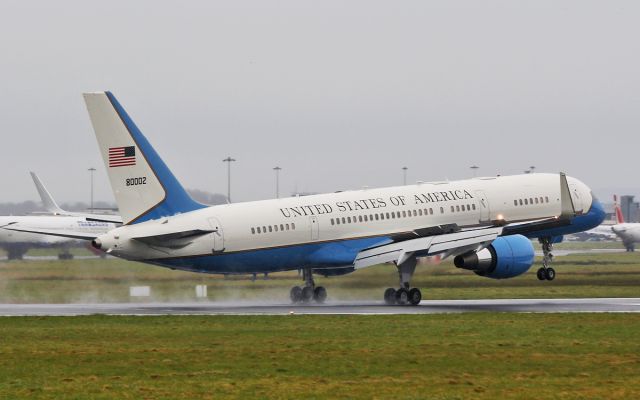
[453, 235, 535, 279]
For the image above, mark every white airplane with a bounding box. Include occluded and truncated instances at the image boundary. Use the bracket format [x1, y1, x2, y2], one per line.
[1, 173, 121, 259]
[12, 92, 606, 305]
[610, 195, 640, 251]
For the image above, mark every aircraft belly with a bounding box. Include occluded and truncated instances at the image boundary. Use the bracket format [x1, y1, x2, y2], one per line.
[148, 237, 389, 274]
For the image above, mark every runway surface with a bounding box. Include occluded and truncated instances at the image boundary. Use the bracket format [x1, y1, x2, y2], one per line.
[0, 298, 639, 316]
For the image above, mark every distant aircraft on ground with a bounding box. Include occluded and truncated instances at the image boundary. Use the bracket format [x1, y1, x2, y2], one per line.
[610, 195, 640, 251]
[10, 92, 605, 304]
[578, 198, 618, 241]
[0, 173, 121, 259]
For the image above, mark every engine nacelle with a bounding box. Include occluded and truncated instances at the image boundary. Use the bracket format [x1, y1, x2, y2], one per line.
[453, 235, 535, 279]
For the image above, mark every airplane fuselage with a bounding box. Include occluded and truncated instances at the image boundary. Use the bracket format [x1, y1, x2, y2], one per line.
[611, 223, 640, 248]
[0, 216, 116, 249]
[97, 173, 604, 274]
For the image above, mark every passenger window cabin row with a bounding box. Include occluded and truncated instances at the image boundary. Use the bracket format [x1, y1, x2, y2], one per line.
[251, 223, 296, 235]
[330, 203, 476, 226]
[514, 196, 549, 206]
[251, 202, 480, 234]
[450, 203, 476, 213]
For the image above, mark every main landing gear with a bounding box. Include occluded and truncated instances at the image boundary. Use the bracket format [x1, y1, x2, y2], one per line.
[384, 256, 422, 306]
[536, 237, 556, 281]
[290, 267, 327, 304]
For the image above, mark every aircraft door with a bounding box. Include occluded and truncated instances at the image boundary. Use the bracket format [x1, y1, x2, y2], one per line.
[208, 217, 225, 252]
[310, 216, 319, 241]
[475, 190, 490, 223]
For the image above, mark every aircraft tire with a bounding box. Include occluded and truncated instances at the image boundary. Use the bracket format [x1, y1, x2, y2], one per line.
[537, 268, 546, 281]
[384, 288, 396, 305]
[301, 286, 314, 303]
[545, 267, 556, 281]
[290, 286, 302, 303]
[395, 288, 409, 305]
[408, 288, 422, 306]
[313, 286, 327, 303]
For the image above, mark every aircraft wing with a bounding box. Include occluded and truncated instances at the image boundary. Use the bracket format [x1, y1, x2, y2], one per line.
[2, 224, 98, 241]
[354, 226, 503, 269]
[501, 217, 570, 236]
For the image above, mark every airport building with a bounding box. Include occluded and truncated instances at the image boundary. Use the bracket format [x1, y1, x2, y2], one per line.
[620, 195, 640, 223]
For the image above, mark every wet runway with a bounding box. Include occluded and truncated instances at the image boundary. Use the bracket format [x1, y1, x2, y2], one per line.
[0, 298, 639, 316]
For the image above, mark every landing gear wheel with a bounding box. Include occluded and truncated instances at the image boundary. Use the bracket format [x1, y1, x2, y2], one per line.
[290, 286, 302, 303]
[301, 286, 314, 303]
[313, 286, 327, 303]
[545, 267, 556, 281]
[395, 288, 409, 305]
[537, 268, 546, 281]
[384, 288, 396, 305]
[408, 288, 422, 306]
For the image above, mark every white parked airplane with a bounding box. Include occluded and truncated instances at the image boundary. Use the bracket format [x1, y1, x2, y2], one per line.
[11, 92, 606, 304]
[610, 195, 640, 251]
[0, 173, 121, 259]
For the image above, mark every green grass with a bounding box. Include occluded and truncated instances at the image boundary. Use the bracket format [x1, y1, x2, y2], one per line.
[0, 314, 638, 399]
[1, 251, 640, 303]
[0, 244, 638, 399]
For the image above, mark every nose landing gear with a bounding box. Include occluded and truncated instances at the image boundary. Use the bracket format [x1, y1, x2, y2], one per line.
[537, 237, 556, 281]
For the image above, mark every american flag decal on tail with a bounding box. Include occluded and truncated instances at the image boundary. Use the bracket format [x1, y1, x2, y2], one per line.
[109, 146, 136, 167]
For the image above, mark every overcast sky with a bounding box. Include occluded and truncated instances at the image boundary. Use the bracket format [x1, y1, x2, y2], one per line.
[1, 1, 639, 205]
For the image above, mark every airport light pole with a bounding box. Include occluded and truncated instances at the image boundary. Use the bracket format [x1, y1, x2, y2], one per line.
[470, 165, 479, 177]
[88, 167, 96, 213]
[402, 166, 408, 185]
[273, 166, 282, 199]
[223, 157, 236, 203]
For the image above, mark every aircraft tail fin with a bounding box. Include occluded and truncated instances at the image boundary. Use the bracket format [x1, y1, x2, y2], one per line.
[613, 195, 625, 224]
[30, 172, 64, 215]
[83, 92, 205, 225]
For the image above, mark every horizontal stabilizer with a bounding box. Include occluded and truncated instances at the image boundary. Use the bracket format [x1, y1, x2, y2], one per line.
[132, 229, 214, 249]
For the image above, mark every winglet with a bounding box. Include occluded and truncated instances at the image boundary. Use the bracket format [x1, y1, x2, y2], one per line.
[30, 172, 64, 215]
[559, 172, 576, 219]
